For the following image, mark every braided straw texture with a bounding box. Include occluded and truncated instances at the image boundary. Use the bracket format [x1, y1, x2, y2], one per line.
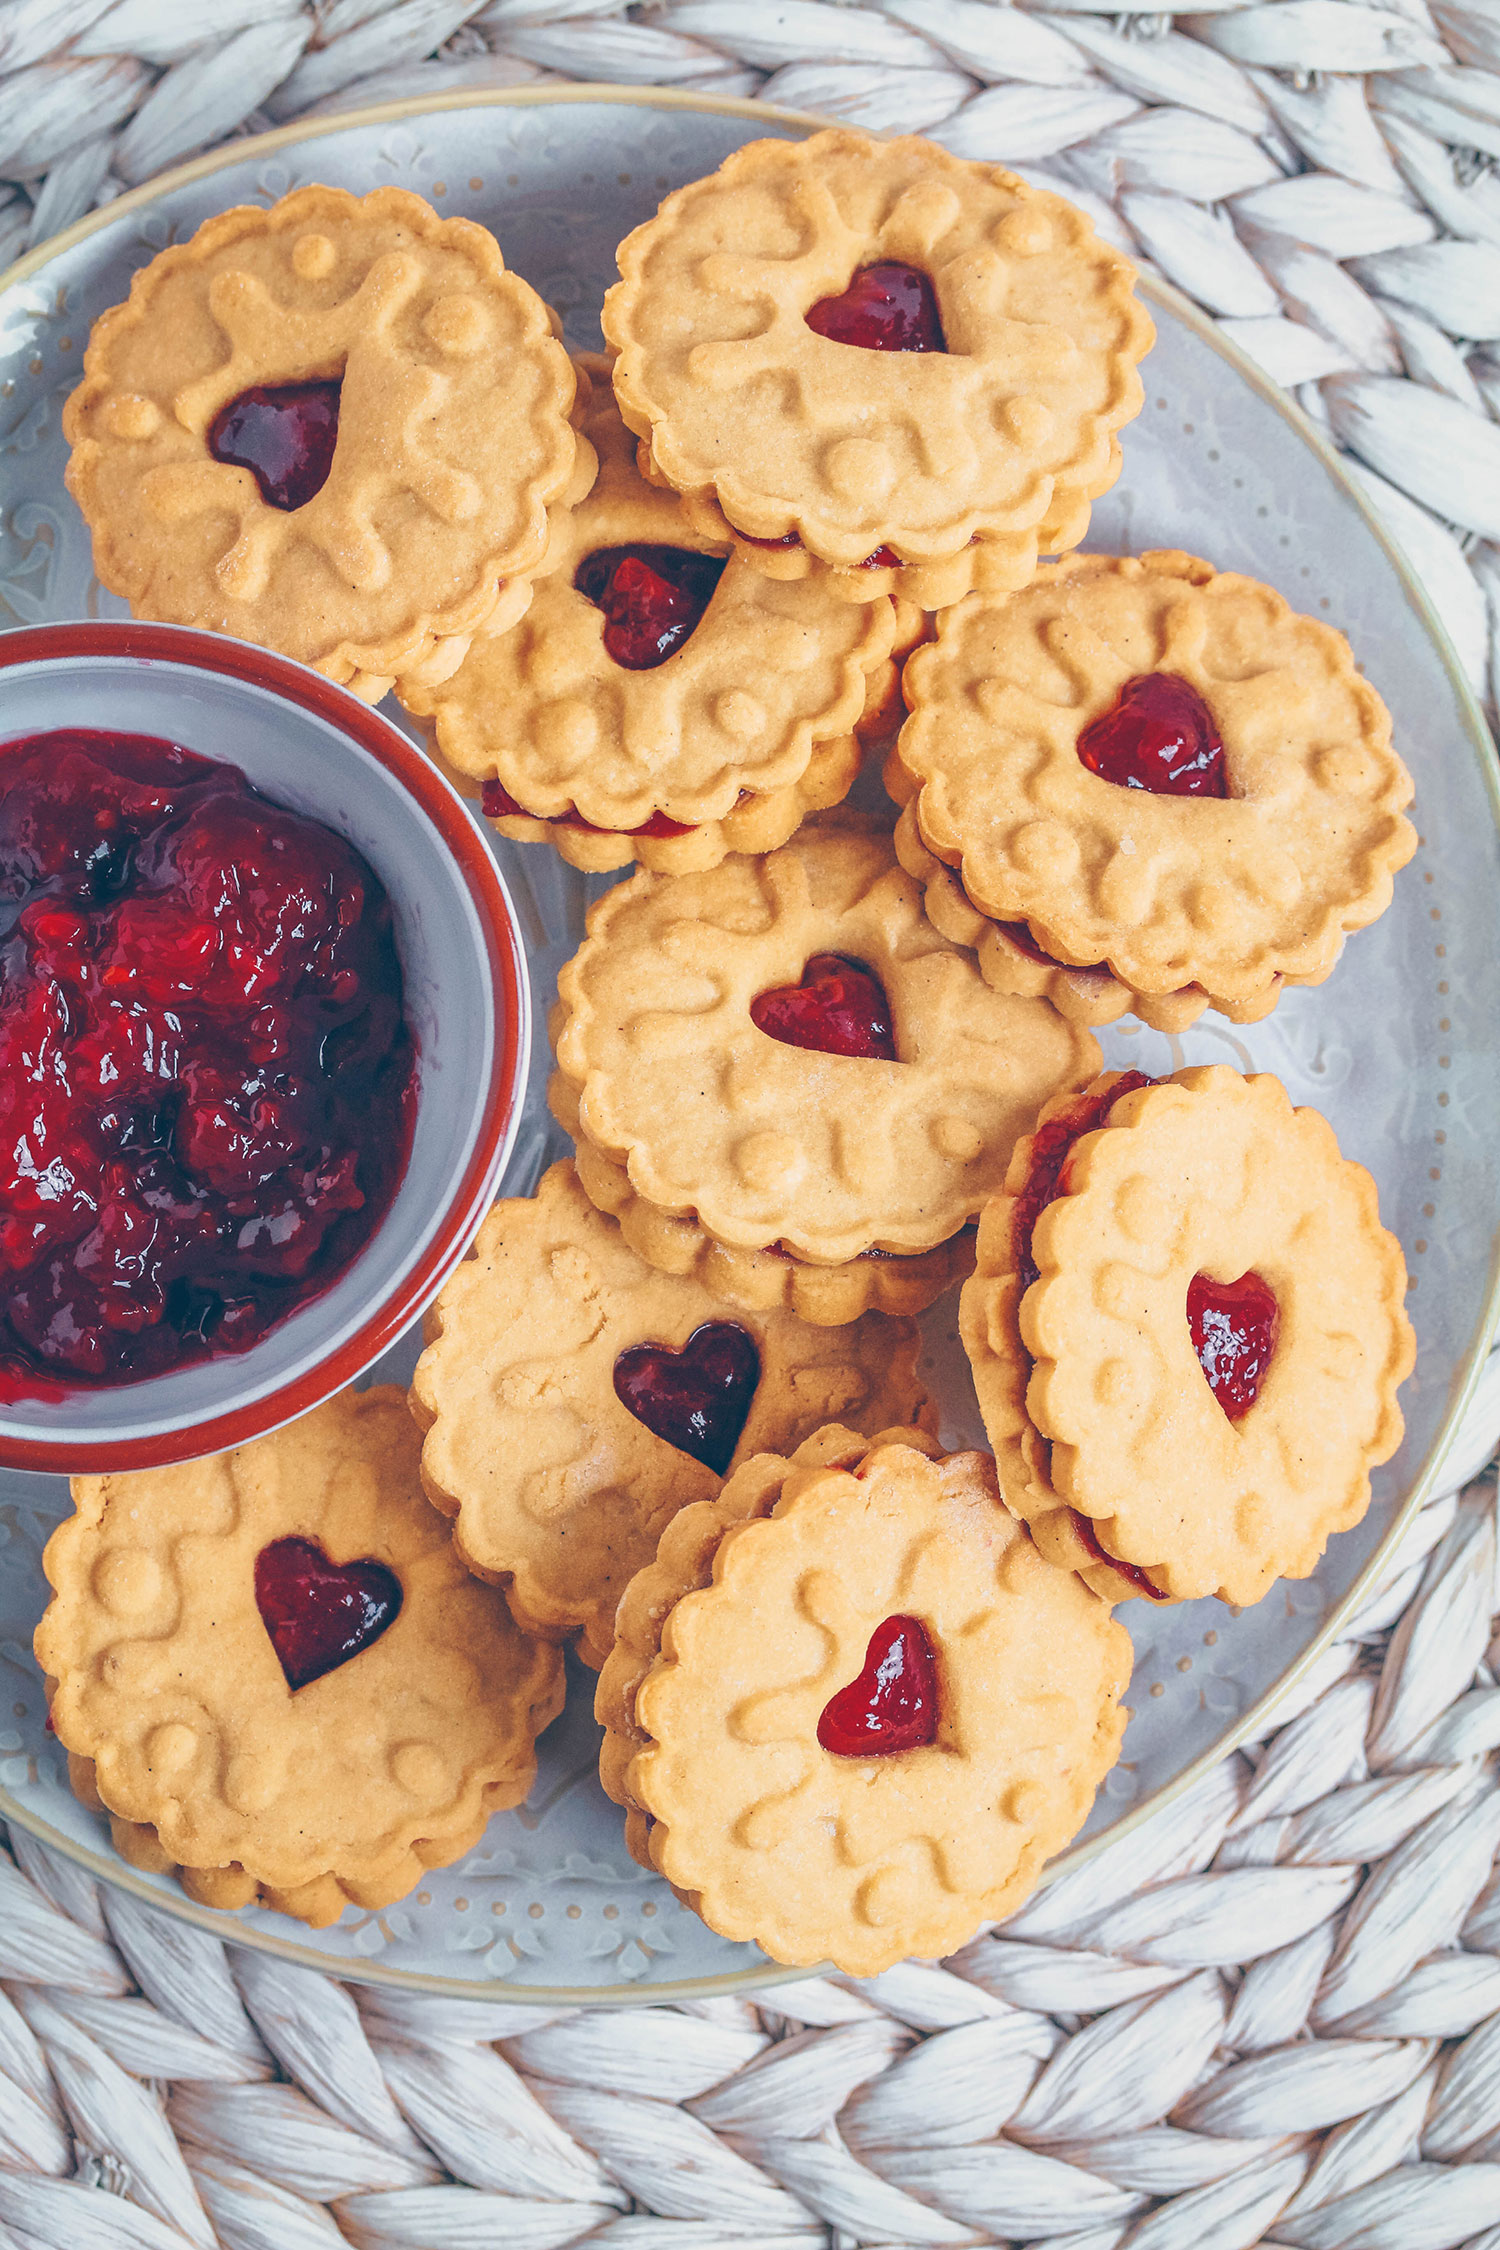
[4, 2, 1500, 2240]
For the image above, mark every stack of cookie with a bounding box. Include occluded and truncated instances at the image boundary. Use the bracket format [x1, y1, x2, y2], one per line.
[47, 128, 1417, 1975]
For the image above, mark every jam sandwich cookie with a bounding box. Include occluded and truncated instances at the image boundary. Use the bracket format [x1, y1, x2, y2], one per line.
[36, 1388, 562, 1928]
[603, 130, 1152, 607]
[401, 356, 896, 875]
[410, 1160, 930, 1668]
[896, 552, 1417, 1023]
[596, 1424, 1131, 1973]
[65, 185, 589, 702]
[960, 1067, 1415, 1607]
[551, 825, 1101, 1317]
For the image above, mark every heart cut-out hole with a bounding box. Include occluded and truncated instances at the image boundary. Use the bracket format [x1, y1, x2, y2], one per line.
[613, 1319, 760, 1475]
[818, 1615, 939, 1757]
[254, 1535, 401, 1690]
[751, 953, 897, 1061]
[1077, 674, 1226, 799]
[574, 544, 727, 670]
[208, 379, 342, 512]
[806, 263, 946, 353]
[1188, 1270, 1279, 1420]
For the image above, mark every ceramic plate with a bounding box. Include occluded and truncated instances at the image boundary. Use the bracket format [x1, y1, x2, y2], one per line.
[0, 90, 1495, 2000]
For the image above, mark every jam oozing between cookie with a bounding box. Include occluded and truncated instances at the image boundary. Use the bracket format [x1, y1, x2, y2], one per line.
[1077, 675, 1226, 799]
[806, 264, 946, 354]
[752, 954, 897, 1062]
[208, 379, 342, 512]
[1070, 1511, 1167, 1602]
[1013, 1072, 1155, 1293]
[255, 1535, 402, 1691]
[575, 545, 728, 669]
[818, 1615, 940, 1757]
[613, 1320, 761, 1476]
[1188, 1271, 1279, 1420]
[480, 778, 697, 841]
[0, 729, 416, 1391]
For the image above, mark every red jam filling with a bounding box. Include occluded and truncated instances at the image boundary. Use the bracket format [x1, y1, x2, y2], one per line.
[480, 778, 697, 840]
[806, 263, 946, 354]
[1000, 920, 1063, 969]
[1077, 674, 1226, 799]
[254, 1535, 402, 1691]
[1071, 1513, 1166, 1602]
[751, 954, 896, 1062]
[207, 379, 342, 512]
[574, 544, 727, 670]
[1188, 1270, 1279, 1420]
[0, 729, 416, 1393]
[818, 1615, 939, 1757]
[613, 1320, 760, 1476]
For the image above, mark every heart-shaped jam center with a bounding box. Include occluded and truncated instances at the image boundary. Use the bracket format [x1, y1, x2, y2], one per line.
[208, 379, 342, 512]
[1188, 1271, 1279, 1420]
[818, 1615, 939, 1757]
[254, 1535, 402, 1691]
[613, 1320, 760, 1475]
[575, 544, 727, 670]
[806, 263, 946, 353]
[751, 954, 897, 1062]
[1076, 675, 1226, 799]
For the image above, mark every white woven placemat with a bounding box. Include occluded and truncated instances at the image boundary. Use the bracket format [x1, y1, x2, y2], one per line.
[3, 5, 1500, 2243]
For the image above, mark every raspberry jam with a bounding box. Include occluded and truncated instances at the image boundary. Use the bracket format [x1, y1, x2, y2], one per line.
[207, 380, 342, 512]
[818, 1615, 939, 1757]
[479, 779, 697, 841]
[1070, 1511, 1166, 1602]
[1077, 675, 1226, 798]
[806, 264, 946, 354]
[0, 729, 416, 1391]
[1188, 1271, 1279, 1420]
[1013, 1072, 1154, 1293]
[751, 954, 897, 1062]
[254, 1535, 402, 1691]
[1000, 920, 1063, 969]
[575, 545, 727, 670]
[613, 1320, 760, 1476]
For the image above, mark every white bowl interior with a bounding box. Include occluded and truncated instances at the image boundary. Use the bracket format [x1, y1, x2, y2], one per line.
[0, 648, 524, 1448]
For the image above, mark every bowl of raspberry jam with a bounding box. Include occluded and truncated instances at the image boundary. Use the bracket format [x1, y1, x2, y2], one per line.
[0, 622, 528, 1472]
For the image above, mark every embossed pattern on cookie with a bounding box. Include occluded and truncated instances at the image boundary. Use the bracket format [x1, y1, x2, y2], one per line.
[597, 1426, 1131, 1972]
[411, 1162, 931, 1665]
[897, 551, 1417, 1015]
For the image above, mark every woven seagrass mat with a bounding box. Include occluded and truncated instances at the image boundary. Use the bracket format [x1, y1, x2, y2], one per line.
[2, 4, 1500, 2245]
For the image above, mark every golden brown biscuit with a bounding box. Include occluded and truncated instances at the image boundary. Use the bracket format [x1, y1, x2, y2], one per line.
[64, 185, 586, 700]
[604, 130, 1151, 599]
[552, 824, 1101, 1278]
[410, 1162, 931, 1666]
[896, 552, 1417, 1019]
[960, 1067, 1415, 1606]
[36, 1388, 562, 1928]
[597, 1424, 1131, 1973]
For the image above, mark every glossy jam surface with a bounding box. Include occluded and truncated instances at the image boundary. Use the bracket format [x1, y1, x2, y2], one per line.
[806, 263, 946, 354]
[1070, 1511, 1166, 1602]
[208, 379, 342, 512]
[0, 730, 416, 1391]
[751, 954, 897, 1062]
[1013, 1071, 1154, 1292]
[575, 544, 727, 670]
[255, 1535, 402, 1691]
[1188, 1270, 1279, 1420]
[1077, 674, 1226, 799]
[818, 1614, 940, 1757]
[480, 778, 696, 841]
[613, 1320, 760, 1476]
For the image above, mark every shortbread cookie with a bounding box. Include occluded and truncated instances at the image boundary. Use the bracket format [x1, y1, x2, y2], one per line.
[897, 552, 1417, 1017]
[401, 355, 894, 869]
[553, 825, 1101, 1277]
[36, 1388, 562, 1927]
[603, 130, 1151, 600]
[960, 1067, 1414, 1606]
[411, 1162, 930, 1666]
[65, 185, 587, 700]
[553, 1071, 974, 1324]
[597, 1424, 1131, 1973]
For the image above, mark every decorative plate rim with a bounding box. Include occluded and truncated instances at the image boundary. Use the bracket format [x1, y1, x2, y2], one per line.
[0, 84, 1494, 2006]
